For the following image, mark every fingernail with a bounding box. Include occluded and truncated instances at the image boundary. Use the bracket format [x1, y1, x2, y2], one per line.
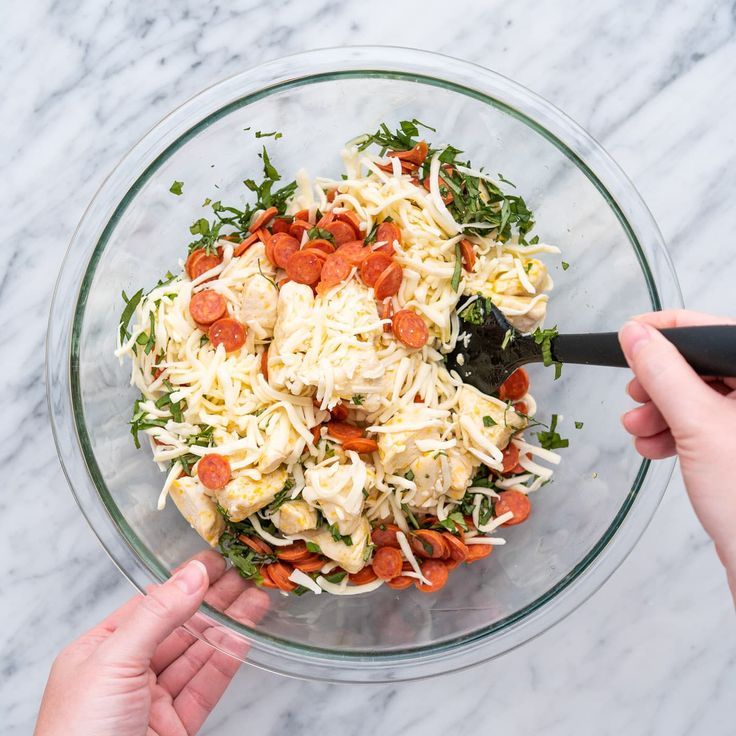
[172, 560, 207, 594]
[619, 321, 651, 359]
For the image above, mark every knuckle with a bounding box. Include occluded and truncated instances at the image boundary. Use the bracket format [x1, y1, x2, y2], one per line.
[140, 588, 173, 622]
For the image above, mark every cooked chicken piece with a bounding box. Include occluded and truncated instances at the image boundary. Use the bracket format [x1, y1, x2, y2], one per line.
[269, 280, 385, 410]
[169, 476, 225, 546]
[377, 404, 448, 474]
[457, 386, 527, 469]
[273, 500, 318, 535]
[258, 406, 306, 473]
[299, 517, 371, 574]
[239, 268, 279, 337]
[214, 466, 288, 522]
[302, 455, 368, 535]
[493, 259, 550, 296]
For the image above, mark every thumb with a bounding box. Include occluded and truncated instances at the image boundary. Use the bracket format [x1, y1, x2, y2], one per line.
[97, 560, 209, 666]
[618, 320, 717, 437]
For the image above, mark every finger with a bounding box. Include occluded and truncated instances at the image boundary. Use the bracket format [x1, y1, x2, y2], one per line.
[627, 377, 650, 404]
[173, 628, 243, 735]
[149, 552, 229, 673]
[619, 321, 718, 438]
[632, 309, 736, 329]
[157, 586, 268, 695]
[634, 429, 677, 459]
[96, 560, 208, 667]
[621, 402, 669, 438]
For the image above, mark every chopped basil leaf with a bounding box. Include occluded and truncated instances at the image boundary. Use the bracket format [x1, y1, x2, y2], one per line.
[169, 180, 184, 196]
[451, 243, 462, 293]
[561, 261, 570, 271]
[482, 415, 497, 427]
[575, 421, 584, 429]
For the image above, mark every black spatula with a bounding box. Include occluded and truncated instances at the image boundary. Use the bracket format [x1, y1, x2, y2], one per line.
[446, 303, 736, 395]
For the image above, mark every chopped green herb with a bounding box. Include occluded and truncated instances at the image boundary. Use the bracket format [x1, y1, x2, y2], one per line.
[324, 571, 347, 584]
[255, 130, 283, 139]
[437, 511, 468, 534]
[451, 242, 462, 292]
[482, 415, 497, 428]
[306, 226, 335, 244]
[532, 325, 559, 367]
[536, 414, 569, 450]
[328, 523, 353, 546]
[458, 295, 493, 326]
[404, 469, 415, 482]
[500, 328, 514, 350]
[561, 261, 570, 271]
[351, 394, 365, 406]
[575, 421, 584, 429]
[119, 288, 144, 345]
[169, 180, 184, 196]
[401, 503, 420, 529]
[305, 542, 323, 555]
[202, 197, 212, 207]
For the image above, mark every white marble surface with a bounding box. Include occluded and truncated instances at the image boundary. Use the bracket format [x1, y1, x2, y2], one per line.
[2, 1, 736, 734]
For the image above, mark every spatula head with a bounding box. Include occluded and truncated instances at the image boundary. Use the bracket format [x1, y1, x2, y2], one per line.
[445, 301, 542, 394]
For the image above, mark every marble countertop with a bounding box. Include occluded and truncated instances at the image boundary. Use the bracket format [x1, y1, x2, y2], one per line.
[3, 1, 735, 734]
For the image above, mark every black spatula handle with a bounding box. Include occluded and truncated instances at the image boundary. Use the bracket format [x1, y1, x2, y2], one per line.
[551, 325, 736, 376]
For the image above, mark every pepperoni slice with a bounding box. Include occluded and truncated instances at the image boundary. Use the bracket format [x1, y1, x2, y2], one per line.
[349, 566, 378, 585]
[269, 233, 300, 269]
[378, 299, 394, 333]
[209, 318, 246, 352]
[498, 367, 530, 401]
[260, 347, 269, 381]
[373, 262, 403, 300]
[293, 209, 310, 223]
[189, 290, 227, 325]
[441, 533, 469, 564]
[197, 454, 231, 490]
[316, 211, 335, 228]
[289, 219, 311, 243]
[386, 575, 414, 590]
[342, 437, 378, 454]
[311, 424, 323, 445]
[359, 252, 393, 287]
[185, 249, 206, 278]
[388, 140, 428, 165]
[326, 421, 363, 442]
[375, 222, 402, 254]
[258, 565, 279, 588]
[501, 443, 520, 473]
[494, 490, 531, 526]
[326, 189, 337, 203]
[302, 247, 329, 263]
[329, 403, 349, 421]
[371, 523, 401, 549]
[514, 401, 528, 415]
[371, 547, 403, 580]
[392, 310, 429, 349]
[466, 543, 494, 563]
[305, 238, 336, 255]
[238, 534, 273, 556]
[460, 239, 476, 272]
[335, 211, 362, 239]
[322, 220, 355, 246]
[337, 240, 370, 266]
[276, 541, 309, 562]
[266, 562, 297, 592]
[286, 250, 323, 285]
[271, 217, 292, 234]
[233, 232, 259, 258]
[190, 253, 222, 281]
[249, 206, 278, 233]
[317, 253, 350, 294]
[415, 559, 449, 593]
[292, 554, 326, 573]
[410, 529, 446, 559]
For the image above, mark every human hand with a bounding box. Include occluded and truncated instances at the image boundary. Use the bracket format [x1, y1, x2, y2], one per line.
[618, 310, 736, 598]
[34, 551, 268, 736]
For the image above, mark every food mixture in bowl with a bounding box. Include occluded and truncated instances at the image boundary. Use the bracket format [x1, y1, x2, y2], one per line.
[116, 120, 567, 596]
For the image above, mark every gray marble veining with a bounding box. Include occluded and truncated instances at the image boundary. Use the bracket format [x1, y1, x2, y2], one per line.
[2, 1, 735, 734]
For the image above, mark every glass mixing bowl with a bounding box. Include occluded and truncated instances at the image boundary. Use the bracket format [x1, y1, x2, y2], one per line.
[47, 47, 681, 682]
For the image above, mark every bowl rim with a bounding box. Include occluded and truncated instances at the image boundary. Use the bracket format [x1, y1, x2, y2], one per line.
[47, 45, 681, 681]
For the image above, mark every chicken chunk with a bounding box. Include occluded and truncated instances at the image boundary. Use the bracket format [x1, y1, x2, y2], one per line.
[377, 404, 447, 474]
[258, 407, 306, 473]
[457, 386, 526, 469]
[214, 466, 288, 522]
[239, 267, 279, 337]
[299, 517, 371, 574]
[273, 500, 318, 535]
[169, 476, 225, 546]
[492, 293, 549, 334]
[493, 259, 550, 296]
[302, 455, 368, 535]
[269, 280, 385, 410]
